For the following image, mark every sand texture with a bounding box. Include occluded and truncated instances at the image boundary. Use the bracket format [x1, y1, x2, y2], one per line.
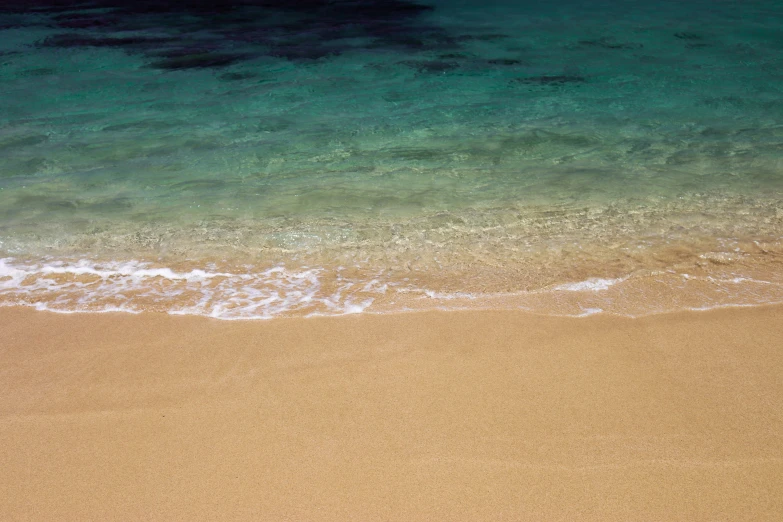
[1, 305, 782, 520]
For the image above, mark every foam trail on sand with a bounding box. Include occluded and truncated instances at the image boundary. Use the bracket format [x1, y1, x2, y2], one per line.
[0, 258, 382, 319]
[552, 278, 626, 292]
[3, 257, 783, 319]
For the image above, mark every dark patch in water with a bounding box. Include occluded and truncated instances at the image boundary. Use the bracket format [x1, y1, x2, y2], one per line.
[15, 0, 445, 68]
[88, 197, 134, 211]
[171, 179, 227, 190]
[219, 71, 258, 81]
[268, 45, 337, 62]
[102, 120, 175, 132]
[577, 38, 643, 50]
[486, 58, 523, 66]
[39, 34, 175, 49]
[257, 117, 293, 133]
[148, 52, 246, 70]
[455, 34, 509, 42]
[514, 75, 587, 86]
[150, 45, 221, 58]
[19, 67, 57, 77]
[46, 200, 80, 210]
[0, 134, 50, 150]
[368, 30, 458, 52]
[399, 60, 460, 73]
[6, 2, 78, 13]
[388, 147, 448, 161]
[54, 13, 118, 29]
[675, 32, 703, 40]
[0, 22, 29, 29]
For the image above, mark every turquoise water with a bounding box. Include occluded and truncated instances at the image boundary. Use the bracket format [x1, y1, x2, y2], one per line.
[1, 0, 782, 317]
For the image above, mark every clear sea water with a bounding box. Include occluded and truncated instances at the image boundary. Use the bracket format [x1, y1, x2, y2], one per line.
[1, 0, 782, 318]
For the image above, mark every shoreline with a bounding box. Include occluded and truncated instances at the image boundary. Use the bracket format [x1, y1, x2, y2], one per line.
[3, 251, 783, 319]
[2, 304, 783, 519]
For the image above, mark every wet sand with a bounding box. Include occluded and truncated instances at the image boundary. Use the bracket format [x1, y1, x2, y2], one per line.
[1, 305, 782, 520]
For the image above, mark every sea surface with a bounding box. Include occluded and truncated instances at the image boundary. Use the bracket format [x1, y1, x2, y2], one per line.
[1, 0, 782, 318]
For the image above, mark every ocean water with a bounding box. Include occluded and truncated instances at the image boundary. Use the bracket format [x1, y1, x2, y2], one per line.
[1, 0, 782, 318]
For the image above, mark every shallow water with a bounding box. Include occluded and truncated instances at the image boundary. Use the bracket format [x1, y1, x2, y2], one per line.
[1, 0, 782, 318]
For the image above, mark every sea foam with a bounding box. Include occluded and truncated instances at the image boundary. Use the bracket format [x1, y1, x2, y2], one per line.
[3, 257, 783, 320]
[0, 258, 382, 319]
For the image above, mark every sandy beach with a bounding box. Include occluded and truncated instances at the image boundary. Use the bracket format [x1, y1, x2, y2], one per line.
[1, 305, 782, 520]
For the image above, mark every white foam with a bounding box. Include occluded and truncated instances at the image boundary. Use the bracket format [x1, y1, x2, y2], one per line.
[3, 257, 783, 320]
[0, 257, 384, 320]
[576, 307, 604, 317]
[422, 289, 478, 300]
[551, 277, 625, 292]
[31, 302, 142, 315]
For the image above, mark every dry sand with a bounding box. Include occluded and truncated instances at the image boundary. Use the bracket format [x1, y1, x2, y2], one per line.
[1, 305, 782, 520]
